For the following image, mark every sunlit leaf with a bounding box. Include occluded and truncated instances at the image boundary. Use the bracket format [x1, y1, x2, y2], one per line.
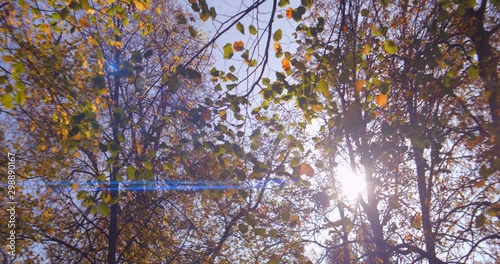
[249, 25, 257, 35]
[223, 43, 234, 59]
[236, 22, 245, 35]
[99, 203, 110, 217]
[299, 162, 314, 176]
[281, 58, 291, 71]
[383, 40, 398, 55]
[355, 80, 365, 93]
[286, 7, 293, 18]
[273, 29, 283, 41]
[233, 41, 244, 51]
[219, 109, 227, 121]
[278, 0, 290, 7]
[318, 78, 329, 97]
[274, 42, 282, 53]
[375, 94, 388, 107]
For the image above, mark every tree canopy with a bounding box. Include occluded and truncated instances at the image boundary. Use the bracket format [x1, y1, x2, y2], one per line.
[0, 0, 499, 263]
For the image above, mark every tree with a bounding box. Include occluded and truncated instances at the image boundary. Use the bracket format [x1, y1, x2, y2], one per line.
[1, 0, 313, 263]
[2, 0, 498, 263]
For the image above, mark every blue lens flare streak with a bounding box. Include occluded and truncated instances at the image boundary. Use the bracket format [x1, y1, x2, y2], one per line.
[1, 179, 294, 192]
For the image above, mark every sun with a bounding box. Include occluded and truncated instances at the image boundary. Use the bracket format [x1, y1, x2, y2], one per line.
[335, 165, 366, 200]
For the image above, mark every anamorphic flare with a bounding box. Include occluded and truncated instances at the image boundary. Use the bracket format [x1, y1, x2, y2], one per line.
[1, 179, 295, 192]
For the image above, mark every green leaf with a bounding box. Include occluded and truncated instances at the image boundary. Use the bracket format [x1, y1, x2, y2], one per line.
[126, 166, 136, 180]
[186, 68, 202, 83]
[223, 43, 234, 59]
[249, 25, 257, 35]
[80, 0, 90, 10]
[1, 94, 13, 109]
[238, 223, 248, 233]
[475, 214, 486, 228]
[188, 26, 197, 38]
[93, 74, 106, 90]
[384, 39, 398, 55]
[361, 9, 369, 16]
[318, 78, 329, 97]
[273, 29, 283, 41]
[14, 91, 25, 104]
[301, 0, 313, 9]
[236, 22, 244, 34]
[254, 228, 266, 236]
[99, 203, 110, 217]
[131, 50, 143, 63]
[469, 64, 479, 80]
[13, 62, 25, 74]
[176, 14, 187, 24]
[167, 75, 180, 93]
[278, 0, 290, 7]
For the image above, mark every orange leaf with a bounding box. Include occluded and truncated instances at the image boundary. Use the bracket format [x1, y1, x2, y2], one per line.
[475, 180, 485, 188]
[311, 104, 323, 113]
[375, 94, 388, 107]
[274, 42, 282, 52]
[299, 162, 314, 176]
[281, 58, 291, 71]
[286, 7, 293, 19]
[233, 41, 244, 52]
[355, 80, 365, 93]
[72, 183, 79, 192]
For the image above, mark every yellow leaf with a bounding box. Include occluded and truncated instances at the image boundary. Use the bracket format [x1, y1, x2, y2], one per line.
[133, 0, 146, 11]
[305, 53, 311, 61]
[88, 36, 98, 47]
[233, 41, 244, 52]
[51, 146, 58, 153]
[72, 183, 79, 192]
[375, 94, 388, 107]
[318, 78, 329, 97]
[299, 162, 314, 176]
[219, 109, 227, 121]
[362, 44, 371, 55]
[355, 80, 365, 93]
[311, 104, 323, 113]
[136, 139, 143, 154]
[281, 58, 291, 71]
[72, 133, 84, 140]
[286, 7, 293, 19]
[103, 193, 111, 203]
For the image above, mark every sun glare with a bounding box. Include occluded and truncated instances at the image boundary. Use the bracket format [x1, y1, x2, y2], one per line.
[335, 165, 366, 200]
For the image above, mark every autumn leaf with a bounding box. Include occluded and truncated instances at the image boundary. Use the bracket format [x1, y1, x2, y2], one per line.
[355, 79, 365, 93]
[299, 162, 314, 176]
[274, 42, 282, 52]
[318, 78, 329, 97]
[286, 7, 293, 18]
[281, 58, 291, 71]
[383, 39, 398, 55]
[412, 213, 422, 229]
[132, 0, 146, 11]
[72, 183, 79, 192]
[375, 94, 388, 107]
[233, 41, 244, 52]
[312, 104, 323, 112]
[362, 44, 371, 55]
[219, 109, 227, 121]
